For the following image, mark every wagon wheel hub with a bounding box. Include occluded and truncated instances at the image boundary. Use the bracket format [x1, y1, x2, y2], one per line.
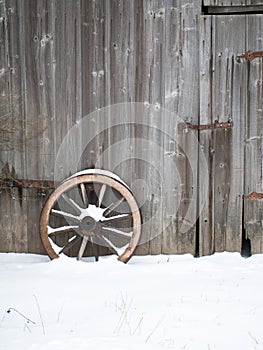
[79, 216, 101, 236]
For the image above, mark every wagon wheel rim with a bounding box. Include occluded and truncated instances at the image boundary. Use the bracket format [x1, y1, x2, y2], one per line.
[40, 174, 142, 263]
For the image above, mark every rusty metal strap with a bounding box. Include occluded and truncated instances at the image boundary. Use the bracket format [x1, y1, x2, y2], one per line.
[0, 178, 55, 189]
[238, 50, 263, 61]
[178, 121, 233, 132]
[244, 192, 263, 200]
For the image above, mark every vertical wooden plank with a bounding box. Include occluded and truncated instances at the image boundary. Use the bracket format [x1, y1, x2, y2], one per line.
[213, 15, 246, 253]
[1, 0, 25, 179]
[25, 189, 49, 254]
[144, 0, 164, 255]
[222, 17, 246, 253]
[21, 0, 56, 253]
[0, 0, 10, 169]
[52, 0, 80, 171]
[78, 0, 109, 257]
[244, 14, 263, 253]
[131, 0, 165, 255]
[162, 0, 182, 255]
[176, 0, 200, 255]
[0, 0, 9, 118]
[105, 0, 136, 179]
[162, 0, 200, 255]
[103, 0, 139, 252]
[200, 15, 246, 254]
[23, 0, 43, 180]
[199, 15, 214, 256]
[0, 0, 26, 183]
[0, 1, 11, 252]
[80, 0, 106, 171]
[0, 0, 29, 253]
[0, 189, 28, 252]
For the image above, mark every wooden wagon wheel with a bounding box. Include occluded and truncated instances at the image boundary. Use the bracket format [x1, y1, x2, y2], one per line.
[40, 171, 142, 263]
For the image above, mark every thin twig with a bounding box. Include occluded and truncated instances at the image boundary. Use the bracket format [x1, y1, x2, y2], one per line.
[114, 298, 133, 335]
[145, 316, 164, 343]
[23, 323, 32, 333]
[7, 308, 36, 325]
[57, 304, 64, 324]
[248, 331, 259, 345]
[33, 295, 46, 335]
[131, 313, 144, 336]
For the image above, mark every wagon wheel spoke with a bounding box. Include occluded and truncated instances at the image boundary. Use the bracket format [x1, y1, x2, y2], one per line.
[77, 236, 89, 260]
[79, 183, 89, 208]
[59, 235, 81, 255]
[48, 225, 78, 237]
[51, 209, 80, 224]
[97, 234, 118, 256]
[61, 193, 82, 214]
[104, 197, 124, 217]
[101, 227, 133, 239]
[98, 183, 107, 207]
[101, 213, 131, 224]
[90, 236, 99, 262]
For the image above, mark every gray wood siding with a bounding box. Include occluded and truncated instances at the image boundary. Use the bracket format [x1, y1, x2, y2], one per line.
[244, 15, 263, 253]
[0, 0, 262, 256]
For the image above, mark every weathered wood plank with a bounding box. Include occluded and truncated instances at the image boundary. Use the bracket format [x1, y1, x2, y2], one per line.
[200, 15, 246, 254]
[0, 0, 25, 178]
[199, 15, 214, 256]
[214, 15, 246, 253]
[80, 0, 106, 171]
[132, 0, 165, 255]
[26, 188, 49, 254]
[163, 0, 201, 255]
[0, 0, 29, 253]
[162, 1, 182, 255]
[0, 189, 27, 253]
[244, 14, 263, 254]
[22, 0, 54, 253]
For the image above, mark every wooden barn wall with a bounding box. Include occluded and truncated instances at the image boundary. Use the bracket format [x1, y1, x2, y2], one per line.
[0, 0, 262, 256]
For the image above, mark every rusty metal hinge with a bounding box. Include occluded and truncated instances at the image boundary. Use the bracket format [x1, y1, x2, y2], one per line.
[0, 178, 55, 189]
[244, 192, 263, 200]
[238, 50, 263, 61]
[178, 120, 233, 132]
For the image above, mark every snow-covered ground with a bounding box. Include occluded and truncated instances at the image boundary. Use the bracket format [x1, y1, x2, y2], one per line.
[1, 252, 263, 350]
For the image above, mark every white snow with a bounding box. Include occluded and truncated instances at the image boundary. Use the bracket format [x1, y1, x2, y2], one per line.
[1, 252, 263, 349]
[66, 169, 129, 189]
[80, 203, 105, 221]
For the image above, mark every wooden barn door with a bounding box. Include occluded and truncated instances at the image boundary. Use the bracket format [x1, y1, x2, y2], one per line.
[199, 13, 263, 255]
